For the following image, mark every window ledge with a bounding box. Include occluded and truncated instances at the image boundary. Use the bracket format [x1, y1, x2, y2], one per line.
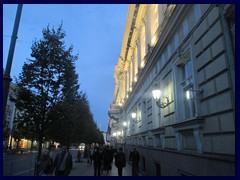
[172, 117, 204, 131]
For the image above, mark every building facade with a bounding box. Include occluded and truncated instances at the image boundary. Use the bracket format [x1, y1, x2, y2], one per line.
[4, 81, 34, 150]
[108, 4, 235, 176]
[4, 82, 17, 148]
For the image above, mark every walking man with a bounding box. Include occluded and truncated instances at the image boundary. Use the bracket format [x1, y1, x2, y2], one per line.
[114, 147, 126, 176]
[93, 146, 102, 176]
[102, 145, 113, 176]
[129, 148, 140, 176]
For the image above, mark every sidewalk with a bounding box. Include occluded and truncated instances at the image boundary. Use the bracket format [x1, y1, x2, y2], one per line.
[69, 159, 132, 176]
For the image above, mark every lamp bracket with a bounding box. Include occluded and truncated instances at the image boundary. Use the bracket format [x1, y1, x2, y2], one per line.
[189, 89, 203, 94]
[133, 119, 141, 123]
[156, 97, 170, 108]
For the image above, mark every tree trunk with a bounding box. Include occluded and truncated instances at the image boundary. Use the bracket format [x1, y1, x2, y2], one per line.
[37, 135, 43, 162]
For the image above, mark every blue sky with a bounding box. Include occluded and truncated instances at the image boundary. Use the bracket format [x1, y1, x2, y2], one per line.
[3, 4, 128, 132]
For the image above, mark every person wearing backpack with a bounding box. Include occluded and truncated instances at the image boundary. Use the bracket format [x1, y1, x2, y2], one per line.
[114, 147, 126, 176]
[93, 146, 102, 176]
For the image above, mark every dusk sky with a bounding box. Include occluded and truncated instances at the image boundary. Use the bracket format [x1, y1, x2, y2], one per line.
[3, 4, 129, 132]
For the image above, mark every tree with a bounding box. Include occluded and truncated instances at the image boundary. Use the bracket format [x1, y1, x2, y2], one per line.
[13, 23, 77, 160]
[13, 23, 104, 161]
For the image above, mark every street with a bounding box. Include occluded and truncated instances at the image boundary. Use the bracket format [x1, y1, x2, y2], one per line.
[69, 159, 132, 176]
[3, 151, 37, 176]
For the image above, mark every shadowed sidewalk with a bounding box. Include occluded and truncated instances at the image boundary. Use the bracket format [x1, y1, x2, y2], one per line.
[69, 159, 132, 176]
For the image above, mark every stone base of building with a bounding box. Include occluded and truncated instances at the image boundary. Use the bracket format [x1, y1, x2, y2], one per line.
[124, 145, 235, 176]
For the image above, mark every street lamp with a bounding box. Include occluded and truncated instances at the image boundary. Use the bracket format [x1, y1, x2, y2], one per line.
[186, 89, 203, 100]
[152, 89, 170, 108]
[4, 4, 23, 126]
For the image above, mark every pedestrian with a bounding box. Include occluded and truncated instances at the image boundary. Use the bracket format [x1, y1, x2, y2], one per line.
[77, 149, 81, 162]
[86, 144, 91, 164]
[114, 147, 126, 176]
[52, 145, 73, 176]
[93, 146, 102, 176]
[36, 149, 53, 176]
[102, 145, 113, 176]
[129, 148, 140, 176]
[89, 145, 94, 166]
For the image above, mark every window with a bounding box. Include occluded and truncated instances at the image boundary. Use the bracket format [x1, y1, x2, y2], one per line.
[182, 59, 193, 80]
[175, 47, 199, 121]
[140, 22, 146, 68]
[181, 59, 195, 119]
[137, 103, 142, 123]
[149, 4, 159, 46]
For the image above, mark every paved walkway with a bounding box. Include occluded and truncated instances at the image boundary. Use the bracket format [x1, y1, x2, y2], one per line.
[69, 159, 132, 176]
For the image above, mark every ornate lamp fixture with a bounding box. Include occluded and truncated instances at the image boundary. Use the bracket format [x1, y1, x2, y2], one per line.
[152, 89, 170, 108]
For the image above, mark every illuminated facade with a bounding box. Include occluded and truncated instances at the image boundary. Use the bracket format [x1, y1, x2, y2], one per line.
[4, 82, 34, 150]
[4, 82, 17, 148]
[108, 4, 235, 176]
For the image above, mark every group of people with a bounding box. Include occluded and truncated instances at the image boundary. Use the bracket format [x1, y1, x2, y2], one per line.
[36, 145, 73, 176]
[36, 144, 140, 176]
[92, 145, 140, 176]
[92, 145, 116, 176]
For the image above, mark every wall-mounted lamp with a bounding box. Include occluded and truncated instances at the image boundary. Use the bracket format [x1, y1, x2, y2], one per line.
[131, 110, 140, 123]
[117, 131, 121, 136]
[113, 132, 117, 137]
[152, 89, 170, 108]
[186, 89, 203, 100]
[123, 121, 127, 127]
[131, 112, 137, 119]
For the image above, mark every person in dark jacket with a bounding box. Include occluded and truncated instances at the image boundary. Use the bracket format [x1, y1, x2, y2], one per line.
[53, 146, 73, 176]
[93, 146, 102, 176]
[129, 148, 140, 176]
[102, 145, 113, 176]
[114, 147, 126, 176]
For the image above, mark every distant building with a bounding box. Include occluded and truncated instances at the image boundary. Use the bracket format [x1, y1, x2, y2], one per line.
[3, 70, 34, 150]
[102, 131, 107, 145]
[108, 4, 235, 176]
[4, 81, 17, 147]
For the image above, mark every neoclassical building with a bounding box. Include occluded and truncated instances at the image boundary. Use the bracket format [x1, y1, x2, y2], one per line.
[108, 4, 235, 176]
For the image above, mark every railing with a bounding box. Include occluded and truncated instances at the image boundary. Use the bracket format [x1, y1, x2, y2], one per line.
[3, 153, 37, 176]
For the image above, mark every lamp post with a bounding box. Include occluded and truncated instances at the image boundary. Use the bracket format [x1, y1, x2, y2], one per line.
[3, 4, 23, 117]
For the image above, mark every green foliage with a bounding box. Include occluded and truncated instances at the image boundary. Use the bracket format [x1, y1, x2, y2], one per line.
[12, 23, 104, 158]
